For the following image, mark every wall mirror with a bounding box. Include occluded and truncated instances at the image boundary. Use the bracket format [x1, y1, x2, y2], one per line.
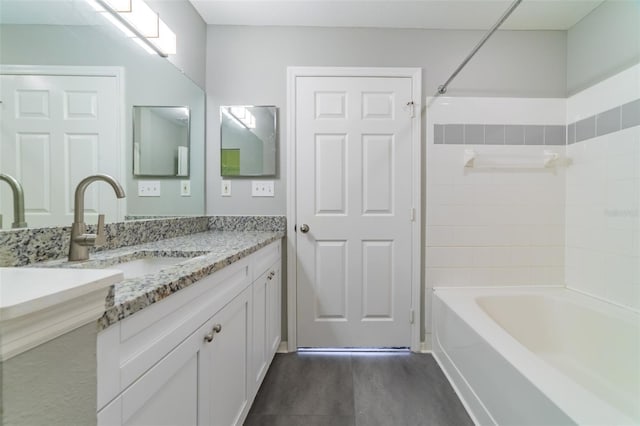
[0, 0, 205, 229]
[133, 106, 190, 177]
[220, 105, 277, 177]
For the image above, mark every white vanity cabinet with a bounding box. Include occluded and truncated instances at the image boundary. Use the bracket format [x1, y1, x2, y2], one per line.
[97, 239, 281, 426]
[250, 244, 281, 393]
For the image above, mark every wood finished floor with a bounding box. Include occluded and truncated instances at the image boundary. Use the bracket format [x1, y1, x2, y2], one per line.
[244, 352, 474, 426]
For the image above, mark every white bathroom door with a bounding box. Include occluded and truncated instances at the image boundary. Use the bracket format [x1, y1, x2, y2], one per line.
[295, 75, 415, 348]
[0, 73, 123, 229]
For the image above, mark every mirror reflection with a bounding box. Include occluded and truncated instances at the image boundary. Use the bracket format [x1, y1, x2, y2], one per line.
[220, 105, 277, 177]
[133, 106, 190, 177]
[0, 0, 205, 229]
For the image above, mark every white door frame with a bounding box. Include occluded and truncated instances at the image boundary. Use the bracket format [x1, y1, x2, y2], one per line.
[0, 64, 127, 221]
[286, 67, 422, 352]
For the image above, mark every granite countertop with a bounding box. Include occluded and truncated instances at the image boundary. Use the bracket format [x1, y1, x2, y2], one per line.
[38, 230, 284, 329]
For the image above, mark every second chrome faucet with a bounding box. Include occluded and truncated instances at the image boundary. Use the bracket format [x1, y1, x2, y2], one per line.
[68, 174, 126, 262]
[0, 173, 27, 229]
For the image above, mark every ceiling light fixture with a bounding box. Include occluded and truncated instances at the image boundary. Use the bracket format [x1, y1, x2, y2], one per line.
[88, 0, 176, 57]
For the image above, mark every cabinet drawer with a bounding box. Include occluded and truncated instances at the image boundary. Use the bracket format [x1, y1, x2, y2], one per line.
[252, 240, 281, 281]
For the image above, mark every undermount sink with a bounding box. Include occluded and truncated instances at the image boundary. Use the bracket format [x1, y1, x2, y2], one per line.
[107, 256, 186, 279]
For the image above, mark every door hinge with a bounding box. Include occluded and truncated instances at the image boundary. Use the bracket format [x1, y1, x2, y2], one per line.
[406, 101, 415, 118]
[409, 309, 415, 324]
[410, 207, 415, 222]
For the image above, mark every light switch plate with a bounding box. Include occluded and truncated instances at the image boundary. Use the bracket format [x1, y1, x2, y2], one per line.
[251, 180, 274, 197]
[180, 180, 191, 196]
[221, 180, 231, 197]
[138, 180, 161, 197]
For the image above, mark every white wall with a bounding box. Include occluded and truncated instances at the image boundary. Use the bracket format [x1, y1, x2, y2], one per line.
[137, 108, 188, 176]
[566, 0, 640, 95]
[205, 25, 567, 215]
[565, 64, 640, 310]
[147, 0, 207, 90]
[425, 97, 567, 336]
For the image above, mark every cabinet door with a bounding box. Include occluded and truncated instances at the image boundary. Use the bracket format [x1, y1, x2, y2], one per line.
[251, 273, 268, 391]
[205, 286, 252, 426]
[98, 321, 211, 426]
[267, 264, 282, 356]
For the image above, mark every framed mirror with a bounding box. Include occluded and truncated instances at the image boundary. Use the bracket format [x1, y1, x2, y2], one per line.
[220, 105, 277, 177]
[133, 106, 190, 177]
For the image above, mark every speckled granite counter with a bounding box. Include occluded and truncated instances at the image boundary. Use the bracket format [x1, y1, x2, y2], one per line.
[38, 230, 284, 329]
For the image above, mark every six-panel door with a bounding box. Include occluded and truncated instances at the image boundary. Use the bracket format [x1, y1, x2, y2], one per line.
[295, 76, 414, 348]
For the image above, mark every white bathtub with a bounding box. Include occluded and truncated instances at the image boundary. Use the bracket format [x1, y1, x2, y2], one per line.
[432, 286, 639, 426]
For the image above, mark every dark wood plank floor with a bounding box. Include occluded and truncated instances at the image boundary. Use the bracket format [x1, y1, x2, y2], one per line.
[244, 352, 474, 426]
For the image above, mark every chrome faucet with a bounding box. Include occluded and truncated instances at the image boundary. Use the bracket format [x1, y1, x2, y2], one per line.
[0, 173, 28, 229]
[69, 174, 125, 262]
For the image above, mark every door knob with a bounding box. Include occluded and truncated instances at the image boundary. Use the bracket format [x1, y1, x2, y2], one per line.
[299, 224, 310, 233]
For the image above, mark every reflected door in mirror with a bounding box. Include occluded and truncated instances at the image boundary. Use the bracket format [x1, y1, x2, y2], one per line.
[0, 72, 123, 229]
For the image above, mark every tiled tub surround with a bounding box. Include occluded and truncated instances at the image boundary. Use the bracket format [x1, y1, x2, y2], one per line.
[0, 215, 286, 267]
[565, 64, 640, 310]
[38, 230, 284, 329]
[425, 97, 567, 339]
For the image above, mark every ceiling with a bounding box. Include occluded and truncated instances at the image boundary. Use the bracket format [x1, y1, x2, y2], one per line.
[189, 0, 605, 31]
[0, 0, 607, 30]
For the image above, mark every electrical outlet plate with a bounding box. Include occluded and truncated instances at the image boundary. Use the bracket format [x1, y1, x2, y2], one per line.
[180, 180, 191, 196]
[221, 180, 231, 197]
[251, 180, 274, 197]
[138, 180, 161, 197]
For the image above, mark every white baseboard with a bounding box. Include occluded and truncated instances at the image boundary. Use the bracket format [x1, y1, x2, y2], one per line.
[277, 341, 289, 353]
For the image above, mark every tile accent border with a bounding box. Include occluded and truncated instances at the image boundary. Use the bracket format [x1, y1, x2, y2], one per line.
[568, 98, 640, 144]
[434, 123, 566, 146]
[434, 98, 640, 147]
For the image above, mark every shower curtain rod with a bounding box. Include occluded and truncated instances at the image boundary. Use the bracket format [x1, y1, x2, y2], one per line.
[437, 0, 523, 95]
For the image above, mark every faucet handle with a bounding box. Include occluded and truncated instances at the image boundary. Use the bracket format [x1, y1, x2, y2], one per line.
[95, 214, 106, 247]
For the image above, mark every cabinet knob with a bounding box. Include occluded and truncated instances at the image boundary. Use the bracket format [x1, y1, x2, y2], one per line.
[212, 324, 222, 334]
[204, 332, 214, 343]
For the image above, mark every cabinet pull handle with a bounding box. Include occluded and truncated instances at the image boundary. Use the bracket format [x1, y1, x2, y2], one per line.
[204, 324, 222, 343]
